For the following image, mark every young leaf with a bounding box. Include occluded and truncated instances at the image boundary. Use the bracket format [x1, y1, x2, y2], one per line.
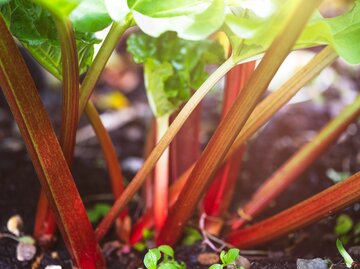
[144, 248, 161, 269]
[158, 245, 175, 259]
[336, 239, 354, 268]
[104, 0, 130, 22]
[127, 32, 225, 117]
[132, 0, 225, 40]
[223, 249, 240, 265]
[335, 214, 354, 236]
[209, 264, 223, 269]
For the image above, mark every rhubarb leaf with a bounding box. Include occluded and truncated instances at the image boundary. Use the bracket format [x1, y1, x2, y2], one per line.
[132, 0, 225, 40]
[0, 0, 100, 78]
[324, 0, 360, 64]
[70, 0, 112, 32]
[127, 32, 225, 117]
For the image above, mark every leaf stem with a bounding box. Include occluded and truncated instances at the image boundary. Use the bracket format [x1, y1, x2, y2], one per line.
[95, 56, 236, 241]
[79, 16, 133, 115]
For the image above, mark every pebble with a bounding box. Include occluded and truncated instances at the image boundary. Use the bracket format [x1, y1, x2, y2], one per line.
[235, 255, 251, 269]
[16, 242, 36, 261]
[349, 246, 360, 259]
[297, 258, 328, 269]
[7, 215, 23, 236]
[197, 253, 219, 265]
[44, 266, 62, 269]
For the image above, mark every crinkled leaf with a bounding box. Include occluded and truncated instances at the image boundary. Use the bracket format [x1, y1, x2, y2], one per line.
[144, 248, 161, 269]
[0, 0, 99, 78]
[132, 0, 225, 40]
[70, 0, 112, 32]
[127, 32, 225, 117]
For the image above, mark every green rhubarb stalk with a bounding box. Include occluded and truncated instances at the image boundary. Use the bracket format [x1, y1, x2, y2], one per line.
[232, 94, 360, 229]
[0, 16, 104, 268]
[79, 16, 133, 115]
[225, 171, 360, 248]
[157, 0, 323, 246]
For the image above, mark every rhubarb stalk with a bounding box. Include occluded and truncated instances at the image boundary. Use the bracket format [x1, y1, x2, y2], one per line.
[232, 94, 360, 229]
[203, 61, 255, 235]
[225, 171, 360, 248]
[0, 16, 104, 268]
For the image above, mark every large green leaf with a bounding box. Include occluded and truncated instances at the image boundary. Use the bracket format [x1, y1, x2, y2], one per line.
[33, 0, 81, 19]
[70, 0, 112, 32]
[0, 0, 100, 77]
[128, 0, 210, 18]
[224, 0, 360, 64]
[127, 32, 225, 117]
[324, 0, 360, 64]
[132, 0, 225, 40]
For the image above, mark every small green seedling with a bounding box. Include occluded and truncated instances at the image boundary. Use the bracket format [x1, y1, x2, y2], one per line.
[336, 239, 354, 268]
[209, 248, 244, 269]
[143, 245, 186, 269]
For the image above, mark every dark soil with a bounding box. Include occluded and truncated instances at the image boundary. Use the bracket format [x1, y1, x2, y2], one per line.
[0, 54, 359, 268]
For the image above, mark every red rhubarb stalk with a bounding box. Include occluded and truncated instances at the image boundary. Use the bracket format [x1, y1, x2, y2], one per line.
[157, 0, 322, 246]
[0, 17, 104, 268]
[225, 171, 360, 248]
[232, 94, 360, 229]
[203, 61, 255, 235]
[34, 16, 79, 245]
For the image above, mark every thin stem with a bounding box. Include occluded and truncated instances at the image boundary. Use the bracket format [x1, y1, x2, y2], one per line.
[79, 17, 133, 115]
[157, 0, 323, 246]
[232, 94, 360, 229]
[0, 17, 104, 268]
[225, 171, 360, 248]
[96, 57, 237, 241]
[154, 115, 170, 231]
[85, 102, 124, 197]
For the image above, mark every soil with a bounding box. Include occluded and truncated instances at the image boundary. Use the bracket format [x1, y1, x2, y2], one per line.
[0, 53, 360, 268]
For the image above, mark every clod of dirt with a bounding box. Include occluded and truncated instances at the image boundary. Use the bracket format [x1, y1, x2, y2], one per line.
[16, 242, 36, 261]
[296, 258, 328, 269]
[7, 215, 23, 236]
[197, 252, 219, 265]
[236, 255, 251, 269]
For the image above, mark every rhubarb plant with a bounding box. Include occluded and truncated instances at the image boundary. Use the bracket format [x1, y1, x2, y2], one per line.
[1, 0, 360, 268]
